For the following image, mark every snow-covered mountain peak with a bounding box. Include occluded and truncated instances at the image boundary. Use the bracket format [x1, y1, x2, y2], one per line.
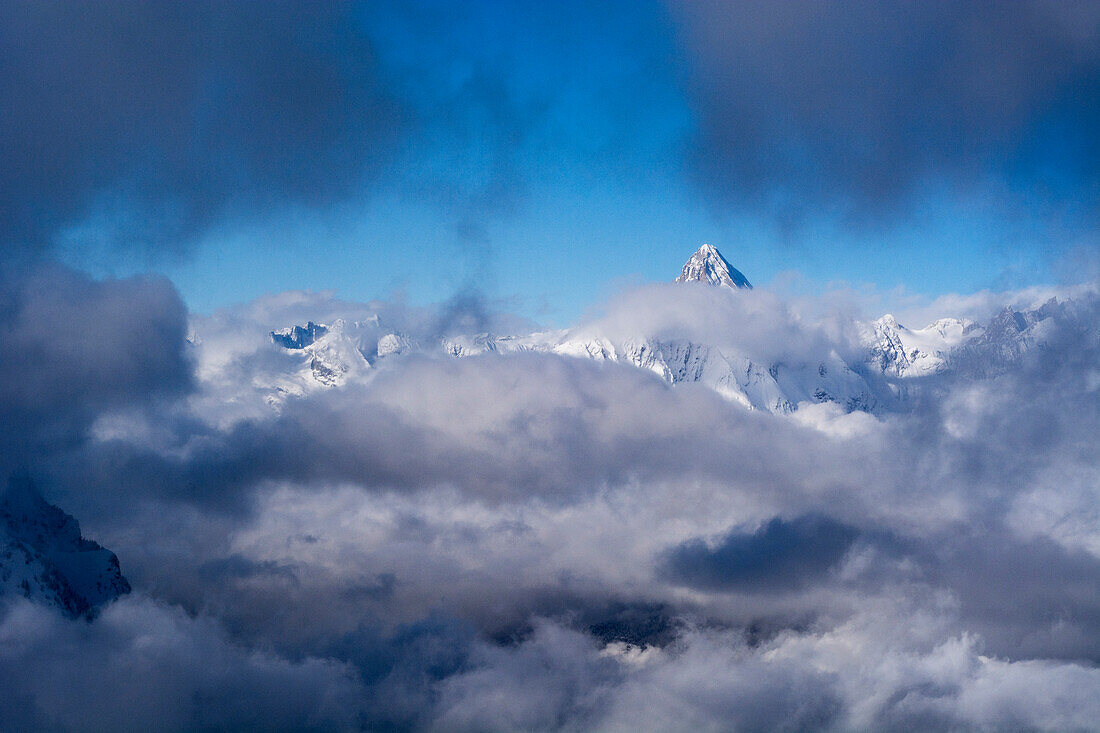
[675, 244, 752, 290]
[877, 314, 902, 330]
[271, 321, 327, 350]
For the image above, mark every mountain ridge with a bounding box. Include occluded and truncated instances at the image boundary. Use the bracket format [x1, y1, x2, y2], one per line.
[249, 248, 1091, 414]
[1, 476, 130, 618]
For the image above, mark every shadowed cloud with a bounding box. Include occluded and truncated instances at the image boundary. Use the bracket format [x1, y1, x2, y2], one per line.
[0, 0, 404, 254]
[661, 514, 861, 592]
[668, 1, 1100, 228]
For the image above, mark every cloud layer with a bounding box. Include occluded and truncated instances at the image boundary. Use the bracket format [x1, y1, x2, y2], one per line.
[669, 1, 1100, 225]
[1, 273, 1095, 729]
[0, 1, 402, 253]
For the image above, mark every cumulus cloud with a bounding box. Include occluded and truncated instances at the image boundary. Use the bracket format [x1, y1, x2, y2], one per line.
[574, 281, 864, 365]
[0, 264, 191, 478]
[2, 277, 1096, 730]
[419, 606, 1100, 732]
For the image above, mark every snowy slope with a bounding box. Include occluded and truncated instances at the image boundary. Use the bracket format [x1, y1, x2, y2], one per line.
[675, 243, 752, 289]
[1, 476, 130, 618]
[553, 334, 876, 413]
[863, 314, 981, 378]
[863, 298, 1083, 382]
[232, 246, 1087, 415]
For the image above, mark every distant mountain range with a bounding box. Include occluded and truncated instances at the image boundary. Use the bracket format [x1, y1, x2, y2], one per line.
[261, 244, 1086, 414]
[4, 245, 1091, 619]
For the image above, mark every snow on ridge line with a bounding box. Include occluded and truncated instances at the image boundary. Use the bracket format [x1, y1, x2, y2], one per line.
[243, 246, 1084, 415]
[675, 243, 752, 290]
[256, 293, 1078, 416]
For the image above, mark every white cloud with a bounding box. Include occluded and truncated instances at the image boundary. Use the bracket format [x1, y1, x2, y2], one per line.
[6, 275, 1099, 730]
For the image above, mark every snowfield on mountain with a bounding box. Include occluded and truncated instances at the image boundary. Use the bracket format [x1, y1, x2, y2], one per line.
[186, 245, 1093, 419]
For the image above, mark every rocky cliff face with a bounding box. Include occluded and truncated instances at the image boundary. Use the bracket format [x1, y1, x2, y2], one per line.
[0, 476, 130, 618]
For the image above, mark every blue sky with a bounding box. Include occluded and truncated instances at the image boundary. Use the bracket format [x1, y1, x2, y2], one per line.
[4, 1, 1095, 325]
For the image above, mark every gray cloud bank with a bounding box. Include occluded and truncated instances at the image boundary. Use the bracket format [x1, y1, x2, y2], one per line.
[0, 271, 1096, 730]
[669, 0, 1100, 227]
[0, 263, 191, 476]
[0, 1, 402, 255]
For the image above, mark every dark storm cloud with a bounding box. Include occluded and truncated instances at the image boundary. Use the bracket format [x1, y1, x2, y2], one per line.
[0, 264, 191, 471]
[0, 0, 403, 254]
[668, 1, 1100, 223]
[0, 0, 645, 264]
[198, 553, 298, 585]
[0, 597, 367, 732]
[661, 515, 861, 592]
